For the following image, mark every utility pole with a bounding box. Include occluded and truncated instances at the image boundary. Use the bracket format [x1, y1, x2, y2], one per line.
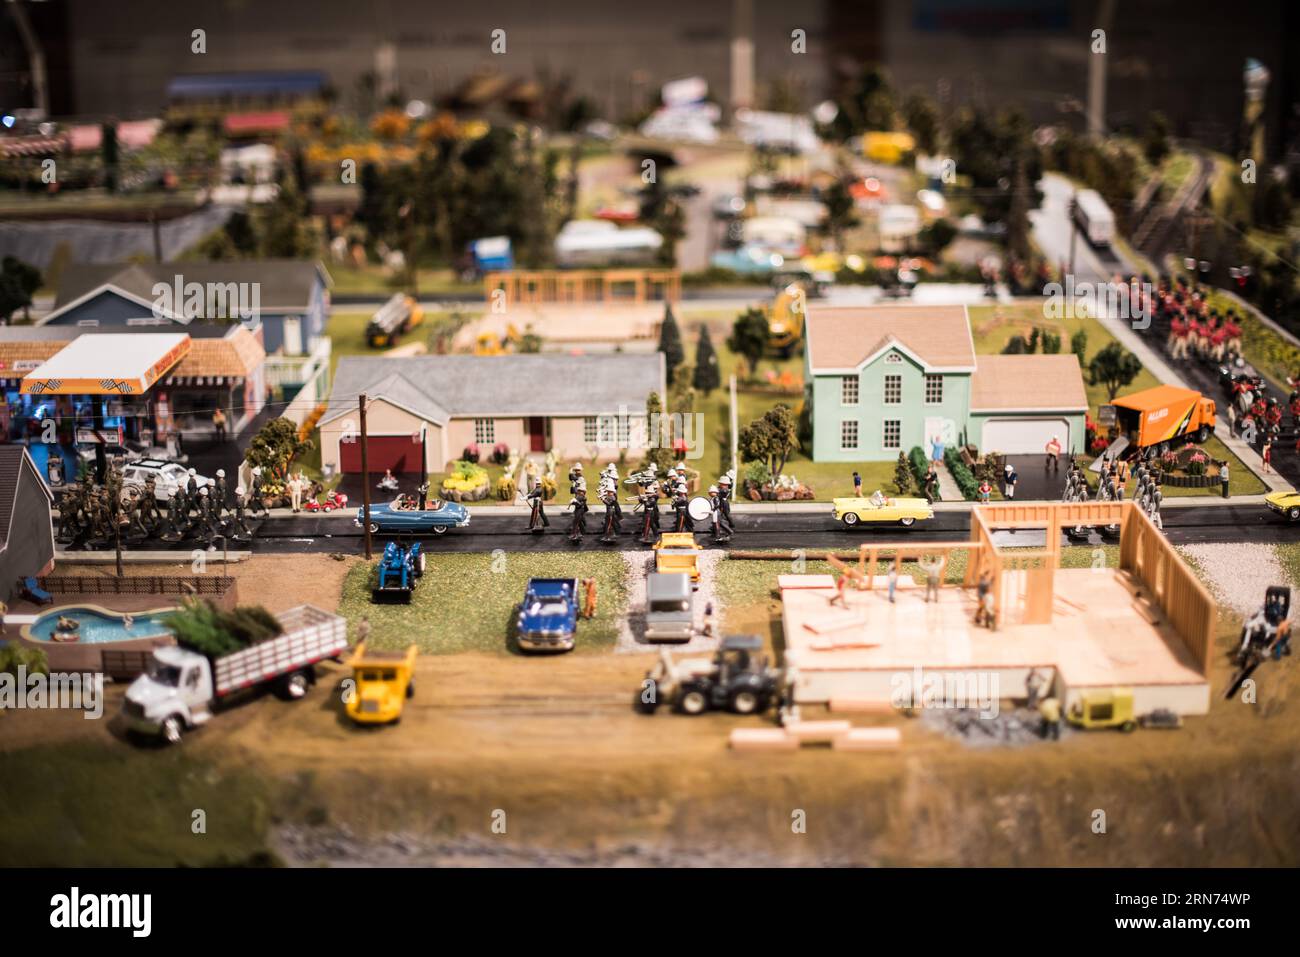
[359, 393, 372, 560]
[1068, 190, 1080, 278]
[729, 373, 739, 475]
[1086, 0, 1116, 138]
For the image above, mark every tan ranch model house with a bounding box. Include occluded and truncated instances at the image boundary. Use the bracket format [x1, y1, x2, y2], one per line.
[318, 353, 667, 474]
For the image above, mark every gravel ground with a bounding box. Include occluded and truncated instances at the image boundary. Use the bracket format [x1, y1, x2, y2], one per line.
[615, 548, 722, 654]
[274, 825, 859, 867]
[1179, 543, 1284, 618]
[921, 706, 1065, 748]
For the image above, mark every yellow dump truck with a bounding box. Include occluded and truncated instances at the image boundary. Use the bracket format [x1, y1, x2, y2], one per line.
[345, 641, 417, 725]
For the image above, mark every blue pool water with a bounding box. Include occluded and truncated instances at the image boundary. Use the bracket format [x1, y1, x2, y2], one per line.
[27, 608, 174, 644]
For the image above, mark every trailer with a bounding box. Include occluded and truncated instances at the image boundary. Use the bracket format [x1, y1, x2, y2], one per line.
[122, 604, 348, 744]
[1073, 189, 1116, 246]
[1105, 385, 1216, 457]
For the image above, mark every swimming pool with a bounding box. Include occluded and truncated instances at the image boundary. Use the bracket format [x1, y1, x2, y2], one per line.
[25, 607, 174, 644]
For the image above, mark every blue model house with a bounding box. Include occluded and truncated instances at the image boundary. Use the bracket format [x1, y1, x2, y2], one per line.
[39, 260, 331, 357]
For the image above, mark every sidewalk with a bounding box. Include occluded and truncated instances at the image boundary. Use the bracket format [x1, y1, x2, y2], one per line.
[934, 461, 964, 502]
[1092, 309, 1293, 494]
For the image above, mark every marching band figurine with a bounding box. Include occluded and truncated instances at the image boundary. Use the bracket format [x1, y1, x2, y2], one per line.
[714, 471, 735, 541]
[672, 476, 692, 532]
[567, 485, 589, 542]
[598, 476, 621, 542]
[526, 480, 549, 533]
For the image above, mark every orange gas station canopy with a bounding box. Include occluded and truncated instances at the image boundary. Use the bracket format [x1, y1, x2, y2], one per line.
[20, 333, 191, 396]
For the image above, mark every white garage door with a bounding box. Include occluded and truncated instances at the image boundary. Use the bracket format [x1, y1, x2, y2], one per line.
[982, 418, 1070, 455]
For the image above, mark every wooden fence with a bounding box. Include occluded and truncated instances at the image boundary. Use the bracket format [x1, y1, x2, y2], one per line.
[40, 575, 236, 597]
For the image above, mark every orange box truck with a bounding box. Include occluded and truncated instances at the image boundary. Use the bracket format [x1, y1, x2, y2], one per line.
[1106, 385, 1216, 457]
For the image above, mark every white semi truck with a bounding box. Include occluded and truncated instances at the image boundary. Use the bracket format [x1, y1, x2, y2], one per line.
[123, 604, 347, 744]
[1073, 189, 1116, 246]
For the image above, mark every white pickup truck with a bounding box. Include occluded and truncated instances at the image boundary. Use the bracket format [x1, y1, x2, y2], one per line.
[123, 604, 347, 744]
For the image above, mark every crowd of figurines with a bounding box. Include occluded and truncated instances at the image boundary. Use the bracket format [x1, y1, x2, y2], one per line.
[1061, 455, 1164, 531]
[524, 462, 736, 544]
[56, 465, 268, 549]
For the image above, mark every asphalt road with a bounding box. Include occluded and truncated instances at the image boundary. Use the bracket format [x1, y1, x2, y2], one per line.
[72, 504, 1300, 557]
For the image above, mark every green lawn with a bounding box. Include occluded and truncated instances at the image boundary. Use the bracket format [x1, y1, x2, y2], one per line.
[337, 551, 629, 655]
[0, 742, 275, 866]
[327, 263, 480, 298]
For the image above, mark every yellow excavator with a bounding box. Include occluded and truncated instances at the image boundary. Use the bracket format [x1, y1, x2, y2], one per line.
[474, 322, 523, 355]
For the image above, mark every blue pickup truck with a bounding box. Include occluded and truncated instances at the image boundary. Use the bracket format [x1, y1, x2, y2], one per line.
[516, 578, 580, 652]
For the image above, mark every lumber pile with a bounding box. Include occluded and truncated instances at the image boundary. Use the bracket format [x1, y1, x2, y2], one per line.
[728, 722, 902, 753]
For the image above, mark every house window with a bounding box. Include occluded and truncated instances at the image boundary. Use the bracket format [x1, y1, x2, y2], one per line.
[884, 352, 903, 364]
[473, 418, 495, 444]
[883, 419, 901, 449]
[583, 416, 599, 443]
[841, 420, 859, 451]
[925, 374, 943, 404]
[841, 376, 859, 406]
[884, 374, 902, 405]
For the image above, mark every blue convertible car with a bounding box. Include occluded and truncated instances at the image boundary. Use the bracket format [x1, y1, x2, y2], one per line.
[355, 496, 471, 535]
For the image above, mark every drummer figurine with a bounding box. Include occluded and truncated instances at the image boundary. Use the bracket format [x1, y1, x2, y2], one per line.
[526, 480, 549, 533]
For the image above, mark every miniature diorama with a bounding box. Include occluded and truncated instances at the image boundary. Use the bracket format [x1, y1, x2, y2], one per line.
[0, 3, 1295, 906]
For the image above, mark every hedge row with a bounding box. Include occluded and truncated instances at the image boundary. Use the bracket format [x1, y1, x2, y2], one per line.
[944, 447, 980, 500]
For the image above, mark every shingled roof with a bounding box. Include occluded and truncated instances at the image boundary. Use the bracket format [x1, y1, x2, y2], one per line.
[970, 354, 1089, 411]
[321, 353, 667, 426]
[804, 304, 976, 372]
[0, 446, 52, 552]
[48, 260, 331, 319]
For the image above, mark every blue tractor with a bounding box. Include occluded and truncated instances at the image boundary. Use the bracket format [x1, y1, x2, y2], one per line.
[371, 541, 425, 603]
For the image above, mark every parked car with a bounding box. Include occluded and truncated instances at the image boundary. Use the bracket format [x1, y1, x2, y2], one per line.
[121, 459, 212, 501]
[355, 496, 471, 535]
[516, 577, 580, 652]
[832, 490, 934, 528]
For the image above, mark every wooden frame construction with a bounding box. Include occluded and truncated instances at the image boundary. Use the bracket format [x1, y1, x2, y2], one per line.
[966, 501, 1214, 676]
[484, 269, 681, 306]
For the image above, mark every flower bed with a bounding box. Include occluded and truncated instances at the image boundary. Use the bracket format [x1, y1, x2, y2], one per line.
[440, 460, 491, 502]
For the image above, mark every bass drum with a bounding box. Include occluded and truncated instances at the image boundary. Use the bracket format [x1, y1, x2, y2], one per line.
[687, 496, 713, 522]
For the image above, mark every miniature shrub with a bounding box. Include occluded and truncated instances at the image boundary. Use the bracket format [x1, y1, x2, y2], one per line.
[944, 447, 980, 500]
[164, 599, 282, 657]
[490, 442, 510, 465]
[540, 475, 557, 500]
[495, 475, 517, 500]
[743, 460, 772, 487]
[908, 446, 929, 488]
[462, 443, 481, 464]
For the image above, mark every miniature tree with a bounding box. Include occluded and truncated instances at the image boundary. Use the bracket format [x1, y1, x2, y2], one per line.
[738, 404, 799, 479]
[163, 599, 282, 657]
[245, 417, 313, 486]
[0, 256, 42, 323]
[693, 324, 721, 396]
[658, 304, 685, 385]
[642, 391, 676, 474]
[894, 451, 914, 494]
[1070, 329, 1089, 364]
[728, 307, 769, 379]
[1088, 341, 1143, 400]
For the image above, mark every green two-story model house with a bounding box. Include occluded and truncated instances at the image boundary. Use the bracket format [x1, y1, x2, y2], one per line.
[804, 304, 1087, 462]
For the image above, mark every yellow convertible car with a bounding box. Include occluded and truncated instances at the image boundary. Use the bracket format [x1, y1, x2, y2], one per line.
[833, 490, 934, 529]
[1265, 490, 1300, 522]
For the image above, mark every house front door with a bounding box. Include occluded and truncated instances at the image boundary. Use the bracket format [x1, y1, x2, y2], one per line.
[528, 417, 548, 452]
